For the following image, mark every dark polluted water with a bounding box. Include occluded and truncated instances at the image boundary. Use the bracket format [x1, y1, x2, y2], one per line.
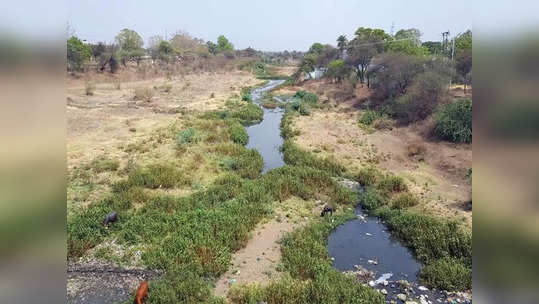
[245, 79, 286, 173]
[327, 206, 422, 283]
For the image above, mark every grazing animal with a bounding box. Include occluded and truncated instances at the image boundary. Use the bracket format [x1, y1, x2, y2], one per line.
[320, 205, 336, 217]
[103, 211, 118, 227]
[134, 281, 149, 304]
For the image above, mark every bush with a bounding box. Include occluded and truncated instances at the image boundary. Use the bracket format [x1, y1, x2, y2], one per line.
[433, 99, 472, 143]
[134, 86, 155, 102]
[419, 257, 472, 291]
[128, 164, 189, 189]
[356, 166, 380, 186]
[228, 122, 249, 145]
[390, 193, 418, 209]
[362, 187, 385, 210]
[294, 90, 318, 105]
[176, 128, 201, 148]
[359, 110, 379, 125]
[394, 71, 448, 124]
[240, 87, 251, 101]
[372, 117, 393, 130]
[377, 174, 407, 195]
[84, 81, 96, 96]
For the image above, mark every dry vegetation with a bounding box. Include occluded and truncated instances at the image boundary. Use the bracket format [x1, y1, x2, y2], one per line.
[67, 70, 261, 216]
[282, 80, 472, 228]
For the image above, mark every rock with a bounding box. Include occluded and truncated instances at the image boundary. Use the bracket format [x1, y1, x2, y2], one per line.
[383, 280, 389, 286]
[397, 293, 407, 301]
[381, 289, 388, 295]
[367, 259, 378, 265]
[418, 286, 429, 291]
[368, 281, 375, 287]
[366, 233, 373, 236]
[405, 301, 417, 304]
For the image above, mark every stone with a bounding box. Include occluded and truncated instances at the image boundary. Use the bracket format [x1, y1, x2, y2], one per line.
[397, 293, 407, 301]
[381, 289, 388, 295]
[418, 286, 429, 291]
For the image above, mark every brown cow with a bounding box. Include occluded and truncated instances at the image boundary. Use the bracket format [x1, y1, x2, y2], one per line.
[134, 281, 149, 304]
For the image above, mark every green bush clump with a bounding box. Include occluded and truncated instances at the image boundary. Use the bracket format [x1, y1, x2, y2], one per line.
[419, 257, 472, 291]
[433, 99, 472, 143]
[377, 174, 407, 195]
[390, 192, 418, 209]
[128, 164, 189, 189]
[294, 90, 318, 105]
[228, 122, 249, 145]
[281, 141, 345, 177]
[240, 87, 252, 101]
[362, 187, 385, 210]
[176, 128, 201, 148]
[373, 207, 472, 265]
[359, 110, 379, 125]
[356, 166, 380, 186]
[232, 102, 263, 124]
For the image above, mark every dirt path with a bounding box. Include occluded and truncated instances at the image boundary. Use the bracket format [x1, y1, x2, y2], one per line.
[214, 210, 306, 297]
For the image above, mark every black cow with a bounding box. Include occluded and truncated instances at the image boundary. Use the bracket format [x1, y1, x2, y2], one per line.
[320, 205, 336, 217]
[103, 211, 118, 227]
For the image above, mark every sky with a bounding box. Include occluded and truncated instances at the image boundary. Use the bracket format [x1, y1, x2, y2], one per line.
[66, 0, 526, 51]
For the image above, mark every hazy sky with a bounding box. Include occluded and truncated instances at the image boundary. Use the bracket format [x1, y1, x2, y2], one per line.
[68, 0, 475, 51]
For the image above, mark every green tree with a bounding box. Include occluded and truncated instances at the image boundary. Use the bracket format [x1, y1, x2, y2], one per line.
[455, 30, 472, 55]
[206, 41, 217, 55]
[115, 28, 145, 65]
[158, 40, 175, 62]
[326, 59, 349, 83]
[216, 35, 234, 52]
[346, 27, 392, 86]
[67, 36, 92, 71]
[422, 41, 443, 55]
[308, 42, 324, 55]
[388, 28, 429, 56]
[337, 35, 348, 56]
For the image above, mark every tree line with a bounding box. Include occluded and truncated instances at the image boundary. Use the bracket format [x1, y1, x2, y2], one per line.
[295, 27, 472, 127]
[67, 28, 303, 73]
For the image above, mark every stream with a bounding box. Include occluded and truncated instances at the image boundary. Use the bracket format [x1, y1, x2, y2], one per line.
[245, 81, 470, 303]
[246, 79, 286, 173]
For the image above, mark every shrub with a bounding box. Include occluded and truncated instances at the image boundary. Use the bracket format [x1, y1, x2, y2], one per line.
[433, 99, 472, 143]
[84, 81, 96, 96]
[390, 192, 418, 209]
[394, 71, 448, 124]
[362, 187, 385, 210]
[419, 257, 472, 291]
[377, 174, 407, 195]
[231, 102, 263, 124]
[176, 128, 201, 148]
[373, 207, 472, 265]
[294, 90, 318, 105]
[299, 105, 310, 116]
[134, 86, 155, 102]
[128, 164, 188, 189]
[372, 117, 393, 130]
[356, 166, 380, 186]
[228, 122, 249, 145]
[359, 110, 379, 125]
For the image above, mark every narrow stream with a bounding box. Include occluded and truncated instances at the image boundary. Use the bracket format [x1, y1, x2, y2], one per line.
[246, 79, 286, 173]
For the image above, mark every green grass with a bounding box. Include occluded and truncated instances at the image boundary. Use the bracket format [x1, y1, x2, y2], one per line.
[390, 192, 418, 209]
[358, 110, 379, 126]
[419, 257, 472, 291]
[228, 121, 249, 145]
[85, 155, 120, 173]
